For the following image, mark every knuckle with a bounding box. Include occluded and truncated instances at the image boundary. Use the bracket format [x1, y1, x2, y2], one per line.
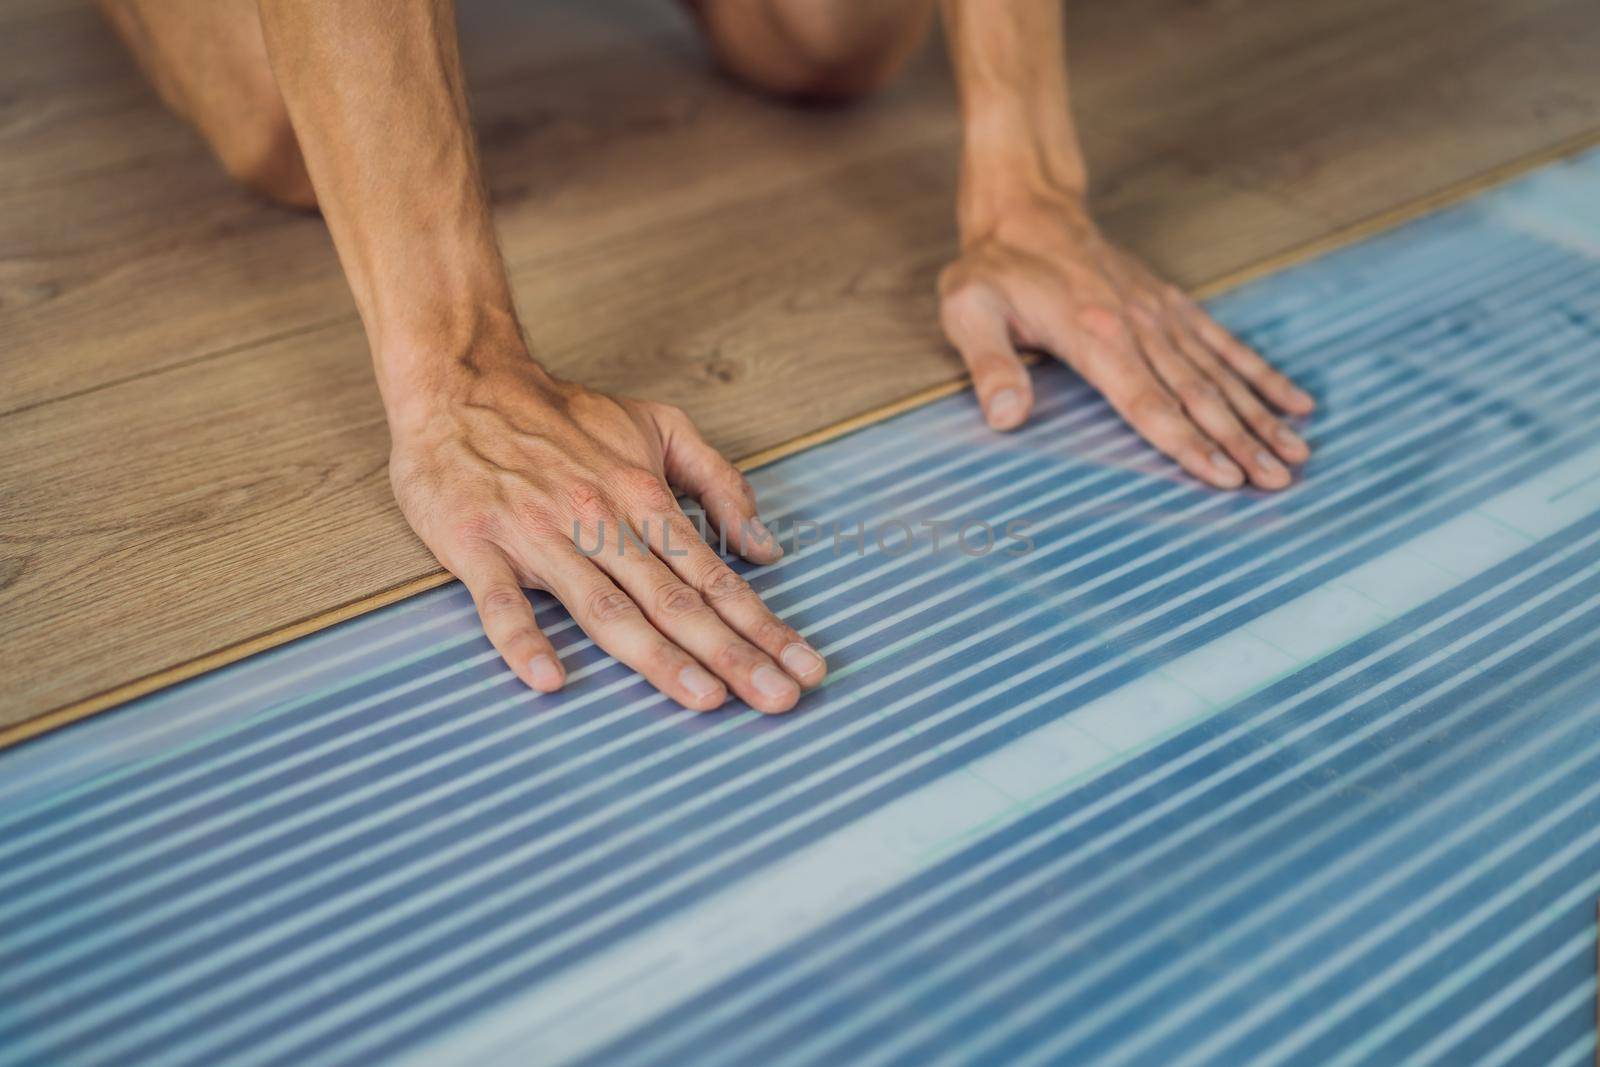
[939, 280, 995, 330]
[479, 586, 526, 618]
[450, 511, 501, 547]
[1223, 381, 1263, 415]
[1219, 328, 1254, 352]
[1224, 336, 1263, 364]
[639, 636, 688, 676]
[652, 400, 688, 424]
[1168, 289, 1205, 321]
[702, 566, 753, 603]
[1218, 373, 1260, 411]
[1223, 431, 1259, 455]
[754, 618, 797, 650]
[562, 481, 609, 524]
[1191, 348, 1231, 381]
[621, 467, 674, 510]
[1126, 299, 1163, 329]
[675, 513, 714, 549]
[1249, 410, 1284, 437]
[1130, 389, 1179, 424]
[1176, 380, 1223, 410]
[937, 263, 978, 299]
[513, 498, 561, 539]
[725, 470, 755, 502]
[710, 640, 756, 675]
[971, 349, 1025, 383]
[1074, 302, 1128, 344]
[584, 587, 637, 625]
[1243, 411, 1278, 442]
[655, 582, 707, 621]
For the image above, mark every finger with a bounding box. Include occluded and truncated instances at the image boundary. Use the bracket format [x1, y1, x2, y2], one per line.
[537, 541, 729, 712]
[1044, 307, 1245, 490]
[940, 284, 1034, 430]
[1134, 316, 1291, 491]
[455, 547, 566, 693]
[656, 507, 826, 688]
[1174, 291, 1315, 415]
[597, 508, 802, 714]
[1174, 325, 1311, 468]
[655, 405, 784, 564]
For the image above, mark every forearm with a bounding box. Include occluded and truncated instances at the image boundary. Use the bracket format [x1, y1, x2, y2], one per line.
[256, 0, 529, 419]
[940, 0, 1087, 241]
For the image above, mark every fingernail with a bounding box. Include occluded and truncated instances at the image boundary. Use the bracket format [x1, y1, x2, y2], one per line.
[527, 654, 563, 691]
[1290, 387, 1315, 408]
[1256, 449, 1289, 479]
[1275, 425, 1307, 455]
[1209, 450, 1244, 488]
[679, 664, 722, 703]
[987, 388, 1024, 428]
[780, 642, 826, 680]
[753, 664, 799, 701]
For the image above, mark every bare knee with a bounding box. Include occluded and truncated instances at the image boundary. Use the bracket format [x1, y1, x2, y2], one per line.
[692, 0, 935, 102]
[96, 0, 317, 210]
[210, 105, 317, 211]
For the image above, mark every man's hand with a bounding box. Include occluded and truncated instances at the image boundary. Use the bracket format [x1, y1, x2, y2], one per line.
[388, 353, 826, 712]
[939, 0, 1314, 491]
[939, 191, 1314, 490]
[256, 0, 822, 711]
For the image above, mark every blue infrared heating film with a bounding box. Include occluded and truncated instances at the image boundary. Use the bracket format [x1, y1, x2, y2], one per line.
[4, 147, 1600, 1067]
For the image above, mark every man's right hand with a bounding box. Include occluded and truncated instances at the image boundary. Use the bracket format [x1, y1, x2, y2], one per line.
[253, 0, 822, 713]
[386, 351, 826, 714]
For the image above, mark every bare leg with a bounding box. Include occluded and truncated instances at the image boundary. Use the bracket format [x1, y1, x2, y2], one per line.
[97, 0, 315, 208]
[683, 0, 936, 101]
[99, 0, 932, 206]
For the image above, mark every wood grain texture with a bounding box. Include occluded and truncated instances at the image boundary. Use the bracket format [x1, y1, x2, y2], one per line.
[2, 0, 1598, 728]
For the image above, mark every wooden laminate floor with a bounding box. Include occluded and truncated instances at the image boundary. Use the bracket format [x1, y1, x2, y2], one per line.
[2, 0, 1598, 732]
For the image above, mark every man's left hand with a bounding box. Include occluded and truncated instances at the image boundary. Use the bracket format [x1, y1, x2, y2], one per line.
[938, 191, 1316, 491]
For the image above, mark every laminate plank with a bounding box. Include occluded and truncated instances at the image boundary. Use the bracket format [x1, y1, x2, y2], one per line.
[1078, 0, 1600, 219]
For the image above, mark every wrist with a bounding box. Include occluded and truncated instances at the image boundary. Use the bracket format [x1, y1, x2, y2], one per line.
[373, 306, 554, 434]
[957, 158, 1089, 250]
[956, 114, 1087, 246]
